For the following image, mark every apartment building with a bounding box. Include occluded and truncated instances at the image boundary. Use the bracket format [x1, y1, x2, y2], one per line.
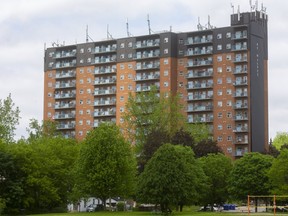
[44, 10, 268, 159]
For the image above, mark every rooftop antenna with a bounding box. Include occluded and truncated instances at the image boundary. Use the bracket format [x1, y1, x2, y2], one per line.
[237, 5, 240, 21]
[107, 24, 113, 39]
[197, 17, 204, 31]
[231, 3, 235, 14]
[126, 18, 133, 37]
[249, 0, 253, 12]
[207, 15, 213, 29]
[86, 25, 94, 42]
[147, 14, 151, 35]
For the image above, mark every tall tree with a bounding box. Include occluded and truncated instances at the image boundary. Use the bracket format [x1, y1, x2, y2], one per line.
[26, 119, 59, 141]
[193, 139, 223, 158]
[199, 154, 232, 209]
[137, 144, 207, 213]
[75, 123, 137, 208]
[272, 132, 288, 150]
[0, 94, 20, 143]
[268, 149, 288, 195]
[228, 153, 273, 212]
[123, 86, 185, 153]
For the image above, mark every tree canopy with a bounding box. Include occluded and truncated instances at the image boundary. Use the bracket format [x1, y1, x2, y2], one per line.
[272, 132, 288, 150]
[137, 144, 207, 213]
[75, 123, 137, 207]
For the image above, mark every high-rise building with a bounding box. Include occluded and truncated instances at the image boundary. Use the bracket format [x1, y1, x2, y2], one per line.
[44, 10, 268, 159]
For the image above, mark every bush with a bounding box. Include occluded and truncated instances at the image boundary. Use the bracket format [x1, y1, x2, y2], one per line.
[117, 202, 125, 211]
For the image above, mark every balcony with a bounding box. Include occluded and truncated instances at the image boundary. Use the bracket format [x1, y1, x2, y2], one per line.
[135, 62, 160, 70]
[95, 66, 117, 75]
[94, 109, 116, 117]
[185, 49, 212, 56]
[93, 45, 117, 54]
[233, 137, 249, 144]
[54, 102, 76, 109]
[54, 113, 75, 120]
[234, 103, 248, 109]
[233, 92, 248, 97]
[233, 80, 248, 86]
[232, 43, 247, 51]
[186, 60, 213, 68]
[185, 36, 213, 45]
[94, 78, 116, 85]
[54, 61, 76, 69]
[136, 85, 159, 92]
[55, 82, 76, 89]
[187, 94, 213, 101]
[233, 68, 248, 75]
[188, 116, 214, 123]
[234, 149, 248, 157]
[135, 39, 160, 49]
[53, 50, 76, 59]
[92, 56, 116, 65]
[94, 99, 116, 106]
[135, 73, 160, 81]
[233, 126, 248, 133]
[232, 31, 248, 40]
[187, 105, 213, 112]
[94, 118, 116, 127]
[134, 51, 160, 60]
[57, 123, 75, 130]
[55, 70, 76, 79]
[54, 92, 76, 99]
[63, 131, 75, 139]
[186, 70, 213, 78]
[94, 89, 116, 95]
[234, 114, 248, 121]
[187, 82, 213, 90]
[233, 56, 248, 63]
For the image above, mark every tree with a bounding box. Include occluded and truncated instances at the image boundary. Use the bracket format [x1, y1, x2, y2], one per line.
[26, 119, 59, 141]
[170, 127, 195, 148]
[193, 139, 223, 158]
[228, 153, 273, 212]
[123, 86, 185, 153]
[199, 154, 232, 209]
[268, 149, 288, 195]
[0, 94, 20, 143]
[137, 144, 207, 213]
[272, 132, 288, 150]
[75, 123, 136, 208]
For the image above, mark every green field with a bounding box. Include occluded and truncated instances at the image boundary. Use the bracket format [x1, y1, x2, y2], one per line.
[31, 211, 288, 216]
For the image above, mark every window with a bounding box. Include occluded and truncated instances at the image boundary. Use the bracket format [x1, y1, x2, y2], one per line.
[86, 109, 91, 115]
[179, 39, 184, 44]
[128, 73, 133, 79]
[120, 64, 125, 69]
[120, 75, 124, 80]
[120, 107, 124, 112]
[178, 50, 184, 55]
[128, 84, 132, 90]
[226, 77, 232, 84]
[120, 86, 124, 91]
[226, 100, 232, 106]
[78, 131, 83, 136]
[79, 89, 84, 94]
[218, 101, 223, 107]
[79, 100, 83, 105]
[226, 43, 231, 49]
[87, 47, 91, 52]
[179, 82, 184, 87]
[80, 59, 84, 63]
[164, 82, 169, 87]
[179, 71, 184, 76]
[80, 48, 84, 53]
[120, 96, 124, 101]
[178, 59, 184, 65]
[48, 72, 52, 77]
[128, 53, 133, 59]
[227, 124, 232, 130]
[86, 120, 91, 126]
[79, 120, 83, 125]
[218, 124, 223, 130]
[120, 54, 125, 59]
[48, 102, 52, 107]
[120, 118, 124, 123]
[227, 112, 232, 118]
[120, 43, 125, 48]
[217, 89, 222, 96]
[226, 32, 231, 38]
[164, 70, 169, 76]
[217, 33, 222, 39]
[226, 66, 232, 72]
[227, 136, 232, 141]
[226, 89, 232, 95]
[217, 78, 222, 84]
[217, 67, 222, 73]
[218, 112, 223, 118]
[217, 136, 223, 142]
[48, 62, 54, 68]
[48, 82, 52, 88]
[128, 42, 133, 47]
[164, 58, 169, 65]
[47, 112, 51, 118]
[87, 89, 91, 94]
[87, 78, 91, 83]
[227, 147, 232, 153]
[164, 37, 169, 43]
[87, 68, 92, 73]
[128, 64, 133, 69]
[47, 92, 52, 97]
[164, 48, 169, 54]
[49, 52, 54, 57]
[79, 110, 83, 115]
[86, 99, 91, 104]
[217, 45, 222, 50]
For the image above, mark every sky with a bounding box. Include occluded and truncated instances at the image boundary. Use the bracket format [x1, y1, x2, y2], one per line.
[0, 0, 287, 140]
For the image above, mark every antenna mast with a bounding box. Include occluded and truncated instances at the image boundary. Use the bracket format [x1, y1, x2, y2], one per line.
[126, 18, 133, 37]
[86, 25, 94, 42]
[147, 14, 151, 35]
[107, 24, 113, 39]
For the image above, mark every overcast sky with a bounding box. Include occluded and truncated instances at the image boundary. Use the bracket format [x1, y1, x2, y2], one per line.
[0, 0, 286, 140]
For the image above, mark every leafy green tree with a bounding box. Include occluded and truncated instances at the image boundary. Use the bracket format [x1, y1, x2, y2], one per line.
[228, 153, 273, 211]
[123, 86, 185, 153]
[137, 144, 207, 213]
[170, 127, 195, 147]
[272, 132, 288, 150]
[193, 139, 223, 158]
[0, 94, 20, 143]
[186, 123, 211, 143]
[199, 154, 232, 209]
[268, 149, 288, 195]
[26, 119, 59, 141]
[75, 123, 137, 208]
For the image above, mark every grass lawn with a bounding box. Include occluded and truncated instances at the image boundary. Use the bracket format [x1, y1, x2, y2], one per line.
[31, 211, 288, 216]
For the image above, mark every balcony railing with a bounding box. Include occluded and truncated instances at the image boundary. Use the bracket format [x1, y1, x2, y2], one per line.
[94, 100, 116, 106]
[53, 50, 76, 59]
[187, 105, 213, 112]
[233, 80, 248, 86]
[187, 94, 213, 101]
[54, 113, 75, 120]
[233, 56, 248, 63]
[54, 61, 76, 69]
[232, 31, 248, 40]
[187, 82, 213, 90]
[135, 73, 160, 81]
[186, 70, 213, 78]
[233, 138, 249, 144]
[94, 78, 116, 85]
[94, 110, 116, 117]
[234, 115, 248, 121]
[233, 126, 248, 133]
[134, 52, 160, 60]
[93, 46, 117, 54]
[55, 82, 76, 89]
[135, 63, 160, 70]
[185, 49, 212, 56]
[57, 123, 75, 130]
[234, 103, 248, 109]
[233, 92, 248, 97]
[188, 117, 214, 123]
[185, 36, 213, 45]
[94, 89, 116, 95]
[54, 93, 76, 99]
[94, 118, 116, 127]
[54, 102, 76, 109]
[95, 67, 117, 74]
[232, 44, 247, 51]
[233, 69, 248, 75]
[55, 71, 76, 79]
[135, 40, 160, 49]
[186, 60, 213, 67]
